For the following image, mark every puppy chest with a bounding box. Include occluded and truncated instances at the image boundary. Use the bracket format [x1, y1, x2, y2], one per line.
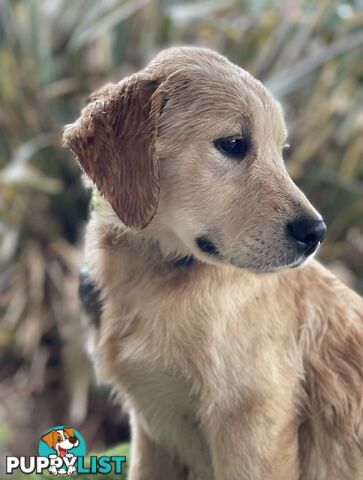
[121, 362, 213, 478]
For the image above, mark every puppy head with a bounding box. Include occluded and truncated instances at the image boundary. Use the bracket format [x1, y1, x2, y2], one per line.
[64, 47, 326, 272]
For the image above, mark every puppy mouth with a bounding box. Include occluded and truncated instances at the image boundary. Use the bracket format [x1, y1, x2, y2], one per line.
[195, 236, 220, 256]
[287, 257, 306, 269]
[194, 235, 319, 271]
[287, 247, 319, 269]
[302, 240, 320, 257]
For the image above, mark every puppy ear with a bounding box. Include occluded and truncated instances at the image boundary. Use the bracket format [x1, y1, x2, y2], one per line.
[63, 74, 163, 230]
[41, 430, 57, 449]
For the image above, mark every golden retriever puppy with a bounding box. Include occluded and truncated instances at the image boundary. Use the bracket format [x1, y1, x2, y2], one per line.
[63, 47, 363, 480]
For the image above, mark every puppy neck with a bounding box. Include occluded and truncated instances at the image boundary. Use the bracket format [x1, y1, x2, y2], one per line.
[91, 190, 195, 269]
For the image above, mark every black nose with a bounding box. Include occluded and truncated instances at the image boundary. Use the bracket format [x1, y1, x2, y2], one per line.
[69, 436, 78, 445]
[287, 217, 326, 255]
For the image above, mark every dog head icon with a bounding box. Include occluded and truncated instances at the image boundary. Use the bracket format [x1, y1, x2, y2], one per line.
[41, 427, 79, 458]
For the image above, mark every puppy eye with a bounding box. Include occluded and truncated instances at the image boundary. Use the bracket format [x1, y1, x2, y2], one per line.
[213, 137, 250, 160]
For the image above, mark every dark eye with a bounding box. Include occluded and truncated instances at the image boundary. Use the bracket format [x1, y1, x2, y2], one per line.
[214, 137, 250, 160]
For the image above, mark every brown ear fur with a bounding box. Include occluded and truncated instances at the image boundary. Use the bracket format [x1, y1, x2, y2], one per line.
[63, 74, 162, 230]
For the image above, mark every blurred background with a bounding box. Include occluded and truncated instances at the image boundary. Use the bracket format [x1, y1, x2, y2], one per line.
[1, 0, 363, 462]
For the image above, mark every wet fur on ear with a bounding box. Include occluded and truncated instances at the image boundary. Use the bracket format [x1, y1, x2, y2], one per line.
[63, 74, 163, 230]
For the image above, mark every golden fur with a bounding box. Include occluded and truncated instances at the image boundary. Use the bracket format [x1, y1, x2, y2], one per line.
[64, 47, 363, 479]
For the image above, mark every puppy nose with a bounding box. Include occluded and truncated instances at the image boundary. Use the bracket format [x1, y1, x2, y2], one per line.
[287, 217, 327, 254]
[69, 436, 78, 445]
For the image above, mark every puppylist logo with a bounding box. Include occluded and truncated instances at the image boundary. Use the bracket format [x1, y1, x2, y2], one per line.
[6, 426, 126, 476]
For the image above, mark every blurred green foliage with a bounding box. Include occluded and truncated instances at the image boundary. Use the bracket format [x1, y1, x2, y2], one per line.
[0, 0, 362, 458]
